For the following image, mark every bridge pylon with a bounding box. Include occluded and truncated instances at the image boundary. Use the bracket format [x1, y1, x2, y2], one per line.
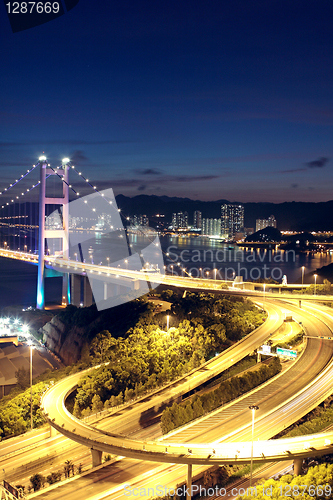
[37, 157, 70, 309]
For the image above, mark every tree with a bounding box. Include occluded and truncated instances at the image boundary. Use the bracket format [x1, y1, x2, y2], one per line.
[91, 395, 103, 414]
[46, 471, 62, 485]
[15, 367, 30, 389]
[73, 400, 81, 418]
[30, 473, 45, 491]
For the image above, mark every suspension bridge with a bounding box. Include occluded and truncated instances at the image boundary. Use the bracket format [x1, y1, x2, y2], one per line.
[0, 156, 168, 310]
[0, 156, 324, 312]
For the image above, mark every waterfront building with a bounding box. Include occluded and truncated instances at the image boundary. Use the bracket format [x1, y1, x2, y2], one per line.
[172, 211, 188, 229]
[193, 210, 202, 230]
[221, 204, 244, 239]
[202, 218, 221, 237]
[131, 214, 149, 227]
[256, 215, 277, 232]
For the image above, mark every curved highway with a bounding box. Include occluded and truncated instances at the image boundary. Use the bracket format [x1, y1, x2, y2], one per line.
[41, 298, 333, 467]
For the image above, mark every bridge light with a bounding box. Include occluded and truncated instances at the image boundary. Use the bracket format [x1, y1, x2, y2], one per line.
[62, 158, 70, 164]
[39, 156, 47, 161]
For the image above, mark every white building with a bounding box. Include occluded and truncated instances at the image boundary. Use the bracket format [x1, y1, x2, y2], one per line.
[256, 215, 277, 232]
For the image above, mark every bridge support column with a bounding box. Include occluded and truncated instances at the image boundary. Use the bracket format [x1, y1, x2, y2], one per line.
[257, 351, 261, 363]
[71, 274, 81, 306]
[50, 425, 57, 437]
[62, 273, 70, 306]
[294, 458, 303, 475]
[91, 448, 103, 468]
[83, 277, 93, 307]
[187, 464, 192, 500]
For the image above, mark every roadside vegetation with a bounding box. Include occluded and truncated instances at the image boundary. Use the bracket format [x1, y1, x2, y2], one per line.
[292, 279, 332, 295]
[161, 357, 281, 434]
[0, 291, 265, 439]
[238, 463, 333, 500]
[72, 291, 265, 417]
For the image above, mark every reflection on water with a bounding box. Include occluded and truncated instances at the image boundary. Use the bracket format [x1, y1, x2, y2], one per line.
[0, 234, 332, 308]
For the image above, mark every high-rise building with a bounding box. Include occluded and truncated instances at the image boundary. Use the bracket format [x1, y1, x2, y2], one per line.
[221, 204, 244, 239]
[131, 214, 149, 226]
[171, 211, 188, 229]
[172, 213, 177, 228]
[202, 218, 221, 237]
[193, 210, 202, 229]
[256, 215, 277, 232]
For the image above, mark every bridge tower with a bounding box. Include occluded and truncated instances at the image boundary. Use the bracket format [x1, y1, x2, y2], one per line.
[37, 157, 70, 309]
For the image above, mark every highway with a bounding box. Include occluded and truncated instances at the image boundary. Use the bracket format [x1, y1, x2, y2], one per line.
[3, 291, 333, 497]
[0, 299, 282, 483]
[1, 248, 331, 304]
[26, 299, 333, 500]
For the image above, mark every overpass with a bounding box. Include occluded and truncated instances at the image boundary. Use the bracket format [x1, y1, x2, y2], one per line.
[41, 297, 333, 494]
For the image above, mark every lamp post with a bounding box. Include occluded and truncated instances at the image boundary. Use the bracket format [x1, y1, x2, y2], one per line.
[314, 274, 318, 295]
[214, 268, 217, 281]
[166, 314, 170, 330]
[27, 340, 33, 430]
[106, 257, 110, 267]
[249, 405, 259, 487]
[301, 266, 305, 285]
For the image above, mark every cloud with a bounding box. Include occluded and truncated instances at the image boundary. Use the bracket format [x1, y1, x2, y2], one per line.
[71, 150, 89, 163]
[0, 139, 138, 147]
[137, 185, 146, 191]
[134, 168, 162, 175]
[305, 157, 329, 168]
[291, 183, 298, 189]
[280, 168, 307, 174]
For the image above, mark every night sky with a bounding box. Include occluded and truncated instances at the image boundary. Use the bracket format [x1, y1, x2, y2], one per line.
[0, 0, 332, 203]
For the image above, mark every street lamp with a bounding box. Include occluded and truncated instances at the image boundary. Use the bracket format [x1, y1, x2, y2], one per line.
[249, 405, 259, 487]
[166, 314, 170, 330]
[27, 340, 33, 430]
[314, 274, 318, 295]
[301, 266, 305, 285]
[214, 268, 217, 280]
[106, 257, 110, 267]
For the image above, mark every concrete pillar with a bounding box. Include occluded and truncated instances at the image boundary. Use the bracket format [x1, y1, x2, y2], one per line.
[104, 282, 108, 300]
[91, 448, 103, 467]
[187, 464, 192, 500]
[50, 425, 57, 437]
[83, 277, 93, 307]
[257, 351, 261, 363]
[71, 274, 81, 306]
[294, 458, 303, 475]
[132, 280, 140, 290]
[62, 273, 70, 306]
[37, 160, 47, 309]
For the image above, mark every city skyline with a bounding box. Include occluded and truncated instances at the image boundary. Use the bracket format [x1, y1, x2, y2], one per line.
[0, 1, 332, 204]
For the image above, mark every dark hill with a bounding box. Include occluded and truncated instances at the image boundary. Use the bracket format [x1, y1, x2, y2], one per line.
[115, 195, 333, 232]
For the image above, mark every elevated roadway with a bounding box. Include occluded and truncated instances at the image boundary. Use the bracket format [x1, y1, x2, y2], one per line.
[41, 299, 333, 472]
[1, 248, 330, 303]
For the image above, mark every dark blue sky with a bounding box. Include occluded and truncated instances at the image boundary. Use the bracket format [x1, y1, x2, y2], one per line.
[0, 0, 332, 202]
